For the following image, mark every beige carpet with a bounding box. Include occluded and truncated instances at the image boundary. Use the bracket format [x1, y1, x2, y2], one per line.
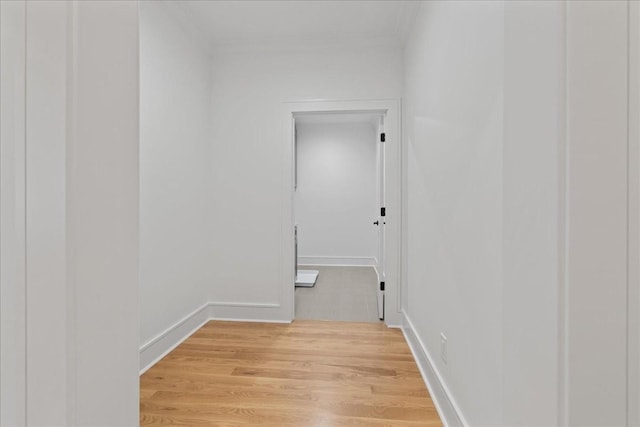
[295, 265, 381, 322]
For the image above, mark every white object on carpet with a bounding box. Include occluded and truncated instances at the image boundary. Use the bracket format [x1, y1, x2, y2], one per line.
[295, 269, 319, 287]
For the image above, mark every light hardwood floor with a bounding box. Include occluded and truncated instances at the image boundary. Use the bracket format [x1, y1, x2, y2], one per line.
[140, 320, 442, 426]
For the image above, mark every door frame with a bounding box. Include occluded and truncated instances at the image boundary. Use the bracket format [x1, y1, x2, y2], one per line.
[281, 99, 402, 327]
[375, 115, 386, 319]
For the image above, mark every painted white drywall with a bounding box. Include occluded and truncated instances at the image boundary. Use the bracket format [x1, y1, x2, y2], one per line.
[403, 2, 504, 424]
[0, 1, 139, 424]
[69, 2, 140, 424]
[0, 1, 26, 424]
[502, 2, 564, 425]
[4, 1, 139, 423]
[139, 1, 213, 347]
[295, 122, 378, 264]
[564, 2, 630, 425]
[25, 2, 68, 423]
[631, 3, 640, 424]
[208, 44, 401, 312]
[403, 1, 634, 425]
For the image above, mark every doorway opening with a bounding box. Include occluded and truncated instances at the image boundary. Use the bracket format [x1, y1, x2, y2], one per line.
[293, 111, 385, 322]
[282, 99, 402, 327]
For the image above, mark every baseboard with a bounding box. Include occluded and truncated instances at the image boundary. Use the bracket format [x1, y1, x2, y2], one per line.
[139, 302, 210, 374]
[140, 301, 289, 374]
[208, 317, 291, 324]
[208, 301, 288, 322]
[374, 264, 383, 283]
[401, 310, 467, 427]
[298, 256, 377, 267]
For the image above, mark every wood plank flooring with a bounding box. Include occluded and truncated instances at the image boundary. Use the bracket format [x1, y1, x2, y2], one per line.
[140, 320, 442, 426]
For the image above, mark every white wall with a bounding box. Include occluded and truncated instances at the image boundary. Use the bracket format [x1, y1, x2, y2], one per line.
[208, 44, 402, 317]
[0, 1, 27, 424]
[139, 2, 213, 350]
[502, 2, 564, 425]
[68, 2, 140, 424]
[25, 2, 68, 423]
[403, 2, 504, 424]
[295, 122, 378, 265]
[403, 1, 634, 426]
[564, 2, 630, 425]
[1, 1, 139, 425]
[630, 3, 640, 424]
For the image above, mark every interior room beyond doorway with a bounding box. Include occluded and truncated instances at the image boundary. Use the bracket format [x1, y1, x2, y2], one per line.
[293, 112, 384, 323]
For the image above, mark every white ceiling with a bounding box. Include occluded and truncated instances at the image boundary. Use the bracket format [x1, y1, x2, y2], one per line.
[170, 0, 418, 50]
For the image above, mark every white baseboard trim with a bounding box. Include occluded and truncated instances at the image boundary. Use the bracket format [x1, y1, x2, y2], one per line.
[139, 301, 289, 374]
[298, 256, 377, 267]
[209, 301, 289, 322]
[401, 310, 467, 427]
[139, 302, 210, 374]
[374, 264, 384, 283]
[208, 317, 291, 324]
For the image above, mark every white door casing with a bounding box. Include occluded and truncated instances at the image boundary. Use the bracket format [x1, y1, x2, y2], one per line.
[282, 99, 402, 327]
[376, 115, 386, 319]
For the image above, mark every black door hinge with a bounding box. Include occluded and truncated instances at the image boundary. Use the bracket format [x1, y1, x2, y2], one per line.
[380, 281, 385, 291]
[381, 207, 386, 217]
[380, 132, 386, 142]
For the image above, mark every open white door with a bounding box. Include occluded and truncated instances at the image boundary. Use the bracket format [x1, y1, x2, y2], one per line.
[375, 116, 386, 320]
[293, 117, 297, 283]
[293, 116, 318, 288]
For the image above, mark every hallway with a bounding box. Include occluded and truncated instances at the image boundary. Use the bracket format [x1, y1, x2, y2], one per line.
[1, 1, 638, 425]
